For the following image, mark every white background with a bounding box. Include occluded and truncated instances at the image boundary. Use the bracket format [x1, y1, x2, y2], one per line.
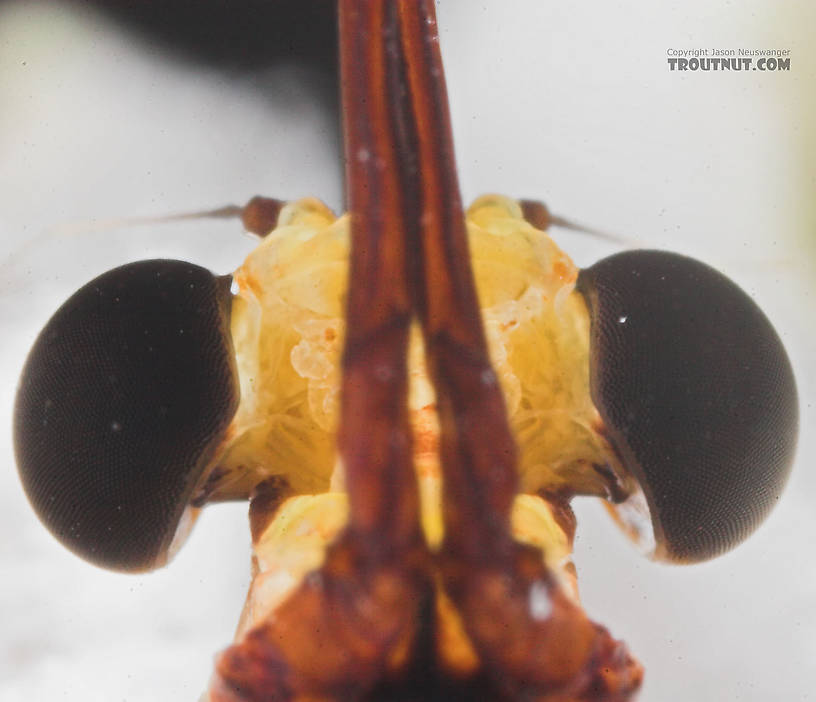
[1, 1, 814, 700]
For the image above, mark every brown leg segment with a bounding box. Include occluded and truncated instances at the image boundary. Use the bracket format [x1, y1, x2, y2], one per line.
[396, 1, 643, 699]
[210, 3, 429, 700]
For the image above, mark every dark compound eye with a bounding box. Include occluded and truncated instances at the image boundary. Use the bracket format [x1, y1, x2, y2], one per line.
[576, 250, 798, 563]
[14, 260, 239, 572]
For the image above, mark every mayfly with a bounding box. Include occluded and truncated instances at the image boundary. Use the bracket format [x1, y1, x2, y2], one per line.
[10, 2, 799, 700]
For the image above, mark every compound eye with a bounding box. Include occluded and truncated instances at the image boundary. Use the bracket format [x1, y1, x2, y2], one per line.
[576, 250, 798, 563]
[14, 260, 239, 572]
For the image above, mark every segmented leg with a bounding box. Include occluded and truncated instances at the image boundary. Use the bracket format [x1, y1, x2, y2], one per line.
[210, 3, 429, 700]
[393, 2, 643, 698]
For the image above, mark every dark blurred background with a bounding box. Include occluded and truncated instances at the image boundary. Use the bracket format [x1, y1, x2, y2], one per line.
[73, 0, 338, 69]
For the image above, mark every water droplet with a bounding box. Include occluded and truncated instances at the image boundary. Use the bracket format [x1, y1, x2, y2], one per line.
[529, 581, 552, 621]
